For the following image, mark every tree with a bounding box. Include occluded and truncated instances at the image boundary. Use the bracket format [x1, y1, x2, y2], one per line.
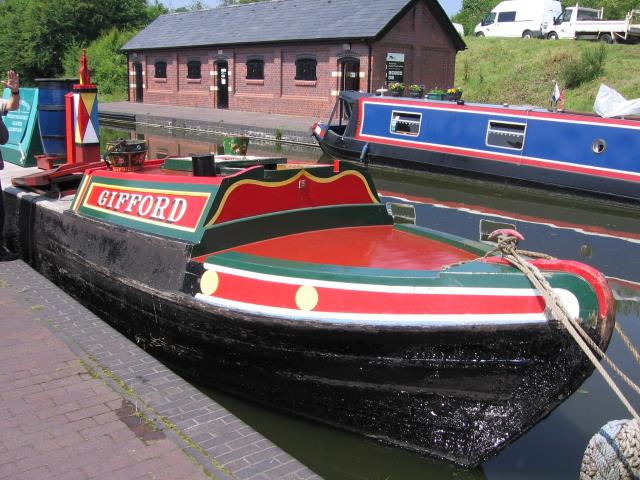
[62, 29, 137, 96]
[0, 0, 155, 84]
[147, 0, 169, 21]
[219, 0, 266, 6]
[174, 0, 209, 11]
[451, 0, 494, 37]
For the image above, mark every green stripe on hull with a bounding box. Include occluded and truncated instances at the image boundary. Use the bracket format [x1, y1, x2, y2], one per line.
[203, 250, 600, 320]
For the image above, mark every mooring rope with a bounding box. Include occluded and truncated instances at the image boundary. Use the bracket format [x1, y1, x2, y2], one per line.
[615, 323, 640, 368]
[488, 233, 640, 421]
[488, 231, 640, 479]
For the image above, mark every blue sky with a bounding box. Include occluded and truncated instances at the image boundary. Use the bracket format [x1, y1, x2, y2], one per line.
[165, 0, 463, 17]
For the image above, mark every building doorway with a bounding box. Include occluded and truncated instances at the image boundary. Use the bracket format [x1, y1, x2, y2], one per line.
[134, 62, 143, 103]
[216, 61, 229, 109]
[340, 59, 360, 92]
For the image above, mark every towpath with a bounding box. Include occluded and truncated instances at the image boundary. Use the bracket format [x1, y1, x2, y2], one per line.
[0, 255, 319, 479]
[99, 102, 321, 146]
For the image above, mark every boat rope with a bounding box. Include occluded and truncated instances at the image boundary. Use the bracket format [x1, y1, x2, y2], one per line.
[580, 419, 640, 480]
[488, 231, 640, 421]
[488, 230, 640, 479]
[615, 323, 640, 367]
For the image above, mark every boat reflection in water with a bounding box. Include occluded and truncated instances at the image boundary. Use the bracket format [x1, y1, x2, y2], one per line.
[102, 124, 640, 480]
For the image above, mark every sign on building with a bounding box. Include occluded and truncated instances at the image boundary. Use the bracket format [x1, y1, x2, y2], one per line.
[385, 53, 405, 84]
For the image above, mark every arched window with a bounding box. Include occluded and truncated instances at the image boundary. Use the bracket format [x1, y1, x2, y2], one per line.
[187, 60, 201, 79]
[295, 57, 317, 81]
[246, 59, 264, 80]
[154, 61, 167, 79]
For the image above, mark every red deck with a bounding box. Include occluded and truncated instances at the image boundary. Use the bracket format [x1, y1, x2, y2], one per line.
[226, 225, 478, 270]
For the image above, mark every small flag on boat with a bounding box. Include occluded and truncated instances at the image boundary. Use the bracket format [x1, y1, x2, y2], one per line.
[551, 82, 561, 105]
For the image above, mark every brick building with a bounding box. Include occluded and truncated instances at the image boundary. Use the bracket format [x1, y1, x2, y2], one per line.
[122, 0, 465, 118]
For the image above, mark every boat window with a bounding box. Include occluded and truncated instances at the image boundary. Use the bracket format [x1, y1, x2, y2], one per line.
[486, 120, 526, 150]
[341, 99, 352, 122]
[390, 111, 422, 137]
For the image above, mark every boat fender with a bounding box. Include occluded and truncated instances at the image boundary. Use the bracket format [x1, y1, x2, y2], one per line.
[580, 419, 640, 479]
[488, 229, 525, 243]
[359, 143, 370, 166]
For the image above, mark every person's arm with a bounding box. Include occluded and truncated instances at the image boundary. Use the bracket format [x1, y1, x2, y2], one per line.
[1, 71, 20, 111]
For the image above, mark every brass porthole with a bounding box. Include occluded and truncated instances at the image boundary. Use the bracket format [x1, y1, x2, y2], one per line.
[592, 139, 607, 154]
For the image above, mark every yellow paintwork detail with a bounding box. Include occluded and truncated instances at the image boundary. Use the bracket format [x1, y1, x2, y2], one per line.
[72, 176, 89, 211]
[201, 270, 220, 296]
[205, 169, 378, 227]
[295, 285, 319, 311]
[81, 91, 96, 113]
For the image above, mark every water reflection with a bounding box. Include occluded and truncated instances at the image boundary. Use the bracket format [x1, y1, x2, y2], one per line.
[102, 123, 640, 480]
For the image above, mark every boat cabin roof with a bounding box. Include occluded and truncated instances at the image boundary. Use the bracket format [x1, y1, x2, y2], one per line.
[338, 90, 640, 121]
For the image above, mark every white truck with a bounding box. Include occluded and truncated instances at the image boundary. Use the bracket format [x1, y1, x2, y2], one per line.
[474, 0, 562, 38]
[544, 4, 640, 43]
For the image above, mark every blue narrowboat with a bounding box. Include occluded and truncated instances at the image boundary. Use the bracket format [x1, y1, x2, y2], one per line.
[312, 91, 640, 201]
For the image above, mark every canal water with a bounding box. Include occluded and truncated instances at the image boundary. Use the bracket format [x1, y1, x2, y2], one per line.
[103, 124, 640, 480]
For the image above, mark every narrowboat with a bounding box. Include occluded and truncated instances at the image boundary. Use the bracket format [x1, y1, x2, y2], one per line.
[4, 154, 616, 468]
[312, 91, 640, 201]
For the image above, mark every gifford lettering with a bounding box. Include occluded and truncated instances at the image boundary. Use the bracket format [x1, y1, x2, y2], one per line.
[96, 189, 189, 223]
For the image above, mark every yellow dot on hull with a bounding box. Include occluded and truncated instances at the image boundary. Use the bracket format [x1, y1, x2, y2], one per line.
[296, 285, 319, 311]
[201, 270, 220, 296]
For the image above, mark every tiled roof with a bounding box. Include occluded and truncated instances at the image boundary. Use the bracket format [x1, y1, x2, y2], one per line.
[123, 0, 462, 51]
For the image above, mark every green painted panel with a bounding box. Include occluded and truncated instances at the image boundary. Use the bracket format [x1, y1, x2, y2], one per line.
[0, 88, 43, 167]
[194, 204, 392, 256]
[76, 175, 220, 243]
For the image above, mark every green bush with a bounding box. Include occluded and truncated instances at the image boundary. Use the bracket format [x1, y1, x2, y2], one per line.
[62, 28, 137, 97]
[561, 44, 607, 89]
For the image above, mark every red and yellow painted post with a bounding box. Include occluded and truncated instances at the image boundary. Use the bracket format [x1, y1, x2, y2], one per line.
[71, 49, 100, 163]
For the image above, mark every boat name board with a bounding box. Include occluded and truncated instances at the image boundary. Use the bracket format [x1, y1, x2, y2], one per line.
[89, 185, 195, 224]
[74, 176, 218, 242]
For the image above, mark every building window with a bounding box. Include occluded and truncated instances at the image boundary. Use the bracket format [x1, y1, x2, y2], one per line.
[187, 60, 201, 79]
[154, 61, 167, 78]
[246, 59, 264, 80]
[295, 57, 317, 81]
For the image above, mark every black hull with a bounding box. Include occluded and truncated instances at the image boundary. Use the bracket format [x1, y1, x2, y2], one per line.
[316, 130, 640, 203]
[4, 189, 603, 468]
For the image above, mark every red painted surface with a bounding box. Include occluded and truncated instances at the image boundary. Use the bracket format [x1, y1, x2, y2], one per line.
[83, 183, 210, 230]
[210, 171, 377, 225]
[484, 257, 613, 321]
[93, 163, 226, 185]
[74, 144, 100, 164]
[211, 270, 546, 314]
[227, 225, 478, 270]
[65, 93, 75, 164]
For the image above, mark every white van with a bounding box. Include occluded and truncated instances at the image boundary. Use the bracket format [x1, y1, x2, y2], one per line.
[474, 0, 562, 38]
